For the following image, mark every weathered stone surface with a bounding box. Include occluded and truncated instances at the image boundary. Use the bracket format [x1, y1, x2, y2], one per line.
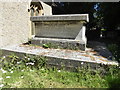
[0, 1, 52, 49]
[30, 14, 89, 22]
[88, 41, 113, 60]
[40, 1, 52, 15]
[0, 2, 31, 48]
[30, 14, 89, 50]
[1, 44, 118, 67]
[35, 21, 83, 39]
[31, 37, 86, 50]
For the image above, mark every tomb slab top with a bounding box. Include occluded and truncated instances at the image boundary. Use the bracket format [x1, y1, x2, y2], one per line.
[30, 14, 89, 22]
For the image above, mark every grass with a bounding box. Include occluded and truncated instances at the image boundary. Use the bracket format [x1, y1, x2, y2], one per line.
[1, 66, 120, 88]
[0, 55, 120, 88]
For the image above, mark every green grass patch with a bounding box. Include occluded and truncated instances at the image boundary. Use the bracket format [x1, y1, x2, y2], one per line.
[0, 55, 120, 88]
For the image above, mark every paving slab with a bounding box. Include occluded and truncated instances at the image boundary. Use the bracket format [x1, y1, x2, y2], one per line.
[1, 44, 118, 67]
[88, 41, 113, 60]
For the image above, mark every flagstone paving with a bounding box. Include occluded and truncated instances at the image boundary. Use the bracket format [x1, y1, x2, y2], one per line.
[1, 43, 118, 66]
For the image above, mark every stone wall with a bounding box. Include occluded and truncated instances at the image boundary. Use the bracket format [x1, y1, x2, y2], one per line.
[0, 1, 52, 49]
[0, 3, 3, 48]
[0, 2, 31, 48]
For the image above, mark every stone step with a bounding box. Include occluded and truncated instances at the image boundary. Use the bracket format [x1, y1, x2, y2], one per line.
[1, 44, 119, 70]
[31, 37, 86, 51]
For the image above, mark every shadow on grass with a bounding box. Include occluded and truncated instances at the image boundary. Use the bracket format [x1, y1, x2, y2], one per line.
[106, 66, 120, 89]
[107, 77, 120, 89]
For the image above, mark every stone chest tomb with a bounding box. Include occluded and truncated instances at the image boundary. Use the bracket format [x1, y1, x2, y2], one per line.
[30, 14, 89, 50]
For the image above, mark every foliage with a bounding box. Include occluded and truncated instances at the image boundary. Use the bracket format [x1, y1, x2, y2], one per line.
[1, 55, 47, 71]
[108, 44, 120, 63]
[0, 55, 120, 88]
[1, 65, 120, 88]
[105, 66, 120, 88]
[54, 2, 120, 31]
